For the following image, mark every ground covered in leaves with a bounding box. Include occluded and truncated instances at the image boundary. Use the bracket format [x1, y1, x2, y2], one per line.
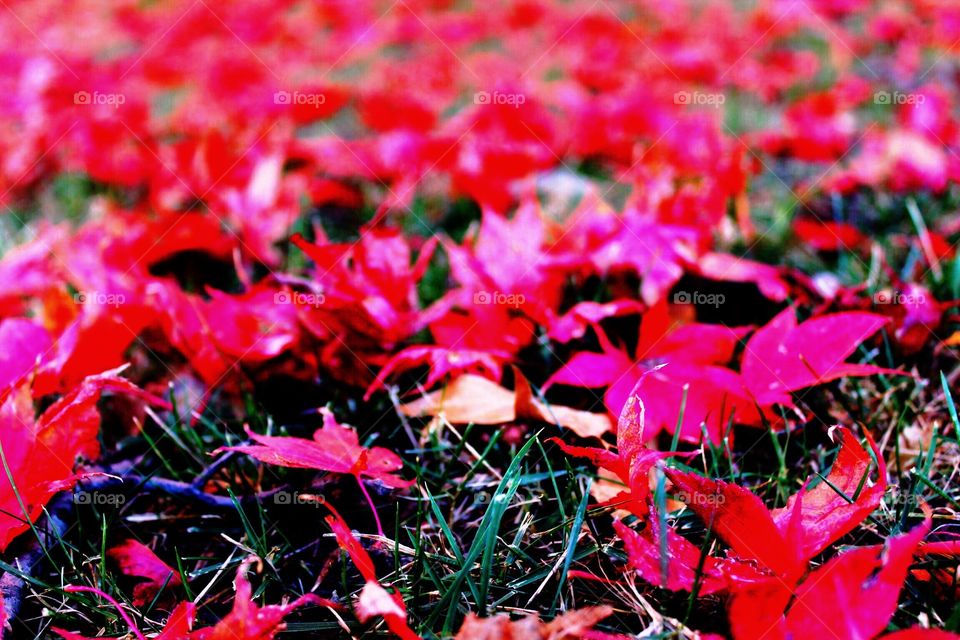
[0, 0, 959, 638]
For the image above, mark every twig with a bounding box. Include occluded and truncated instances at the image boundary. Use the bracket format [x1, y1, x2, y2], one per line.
[192, 451, 240, 489]
[0, 474, 283, 629]
[76, 474, 282, 509]
[0, 493, 73, 626]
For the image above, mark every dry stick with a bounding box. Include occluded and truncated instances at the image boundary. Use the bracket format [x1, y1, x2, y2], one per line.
[192, 450, 241, 489]
[192, 549, 238, 604]
[0, 473, 280, 629]
[0, 493, 72, 627]
[77, 474, 283, 509]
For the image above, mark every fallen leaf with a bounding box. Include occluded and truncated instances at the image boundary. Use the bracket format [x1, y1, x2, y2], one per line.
[453, 606, 615, 640]
[108, 540, 182, 606]
[0, 370, 140, 552]
[400, 371, 612, 439]
[742, 307, 903, 406]
[221, 408, 412, 489]
[326, 507, 420, 640]
[665, 427, 886, 574]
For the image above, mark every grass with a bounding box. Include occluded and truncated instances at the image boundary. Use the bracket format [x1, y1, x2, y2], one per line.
[16, 362, 958, 637]
[3, 178, 959, 638]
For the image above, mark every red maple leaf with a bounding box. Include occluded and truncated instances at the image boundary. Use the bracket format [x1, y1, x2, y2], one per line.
[291, 227, 437, 350]
[729, 517, 931, 640]
[0, 370, 139, 552]
[326, 507, 420, 640]
[221, 408, 411, 536]
[546, 300, 756, 444]
[606, 423, 888, 596]
[742, 307, 904, 406]
[55, 559, 323, 640]
[665, 426, 887, 575]
[551, 385, 686, 516]
[107, 540, 182, 606]
[222, 408, 410, 490]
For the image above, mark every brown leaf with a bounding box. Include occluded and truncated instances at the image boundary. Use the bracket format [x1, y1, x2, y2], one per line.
[400, 372, 611, 439]
[453, 606, 615, 640]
